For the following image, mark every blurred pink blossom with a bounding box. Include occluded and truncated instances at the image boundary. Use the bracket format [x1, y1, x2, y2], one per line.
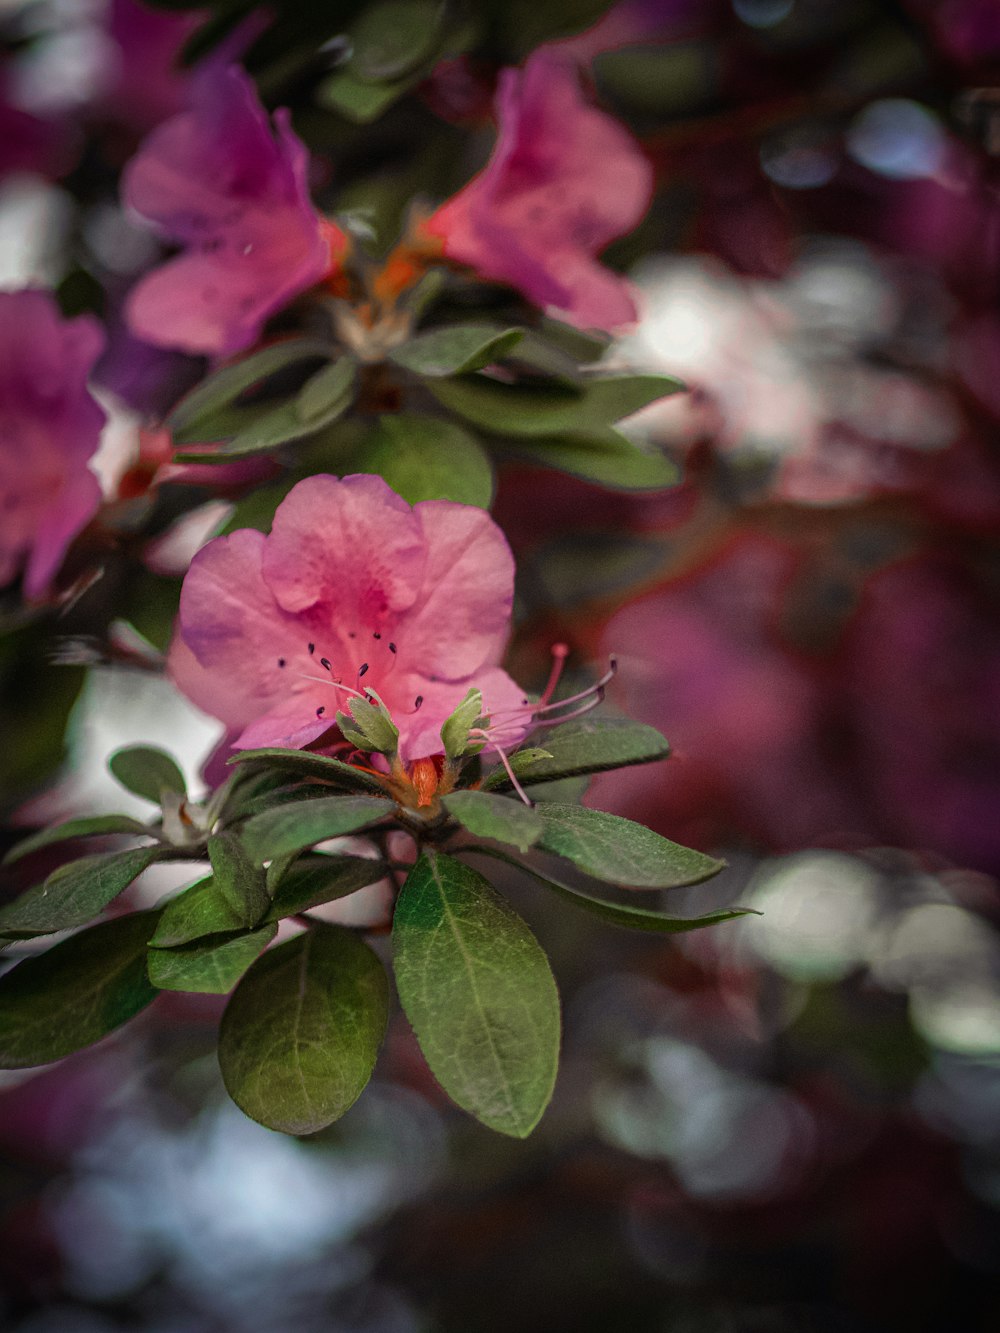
[425, 49, 651, 330]
[102, 0, 202, 131]
[170, 473, 528, 763]
[0, 290, 105, 599]
[123, 65, 341, 356]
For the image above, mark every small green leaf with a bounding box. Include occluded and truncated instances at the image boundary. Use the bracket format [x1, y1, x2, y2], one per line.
[442, 790, 544, 853]
[218, 924, 389, 1134]
[208, 832, 269, 927]
[482, 719, 670, 791]
[427, 373, 683, 438]
[392, 851, 560, 1137]
[266, 855, 389, 920]
[440, 687, 488, 759]
[226, 748, 386, 794]
[465, 847, 754, 934]
[535, 804, 725, 889]
[480, 748, 553, 777]
[216, 378, 353, 458]
[350, 0, 445, 81]
[239, 795, 395, 862]
[3, 815, 153, 865]
[148, 923, 277, 994]
[151, 875, 247, 948]
[349, 415, 494, 507]
[295, 357, 356, 424]
[335, 695, 399, 756]
[167, 338, 332, 436]
[503, 330, 585, 387]
[317, 68, 417, 123]
[0, 913, 159, 1069]
[0, 846, 164, 937]
[501, 429, 679, 491]
[109, 746, 187, 805]
[390, 325, 524, 377]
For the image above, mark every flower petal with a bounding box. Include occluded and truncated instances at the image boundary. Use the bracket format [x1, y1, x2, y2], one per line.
[122, 66, 332, 355]
[178, 527, 314, 714]
[396, 500, 515, 680]
[261, 473, 426, 621]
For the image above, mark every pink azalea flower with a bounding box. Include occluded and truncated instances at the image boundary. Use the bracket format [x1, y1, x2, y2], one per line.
[169, 473, 531, 764]
[0, 290, 105, 600]
[122, 65, 342, 357]
[424, 49, 651, 331]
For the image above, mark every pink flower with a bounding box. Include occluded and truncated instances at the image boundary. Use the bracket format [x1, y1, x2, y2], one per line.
[0, 290, 105, 600]
[122, 65, 342, 357]
[169, 474, 530, 764]
[424, 50, 651, 331]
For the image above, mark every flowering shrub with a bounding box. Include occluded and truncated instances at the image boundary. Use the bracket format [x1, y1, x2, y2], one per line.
[1, 0, 997, 1162]
[0, 0, 735, 1140]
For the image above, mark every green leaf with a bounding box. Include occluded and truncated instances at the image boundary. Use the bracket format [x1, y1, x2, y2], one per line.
[239, 795, 395, 862]
[3, 815, 153, 865]
[208, 832, 269, 927]
[350, 0, 445, 81]
[109, 746, 187, 805]
[218, 924, 389, 1134]
[442, 791, 544, 853]
[151, 875, 247, 948]
[390, 325, 524, 377]
[519, 776, 590, 804]
[482, 719, 670, 791]
[535, 804, 725, 889]
[295, 357, 357, 424]
[349, 415, 494, 507]
[335, 694, 399, 756]
[168, 341, 330, 434]
[213, 368, 355, 458]
[440, 687, 488, 759]
[167, 338, 332, 435]
[0, 913, 159, 1069]
[226, 748, 386, 794]
[392, 851, 560, 1137]
[148, 924, 277, 994]
[0, 846, 164, 937]
[267, 855, 390, 921]
[503, 331, 585, 387]
[501, 429, 679, 491]
[427, 373, 683, 438]
[465, 846, 754, 935]
[536, 316, 610, 363]
[317, 69, 409, 123]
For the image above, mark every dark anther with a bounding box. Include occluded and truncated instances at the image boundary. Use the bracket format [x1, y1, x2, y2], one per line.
[320, 657, 332, 671]
[414, 695, 423, 710]
[278, 658, 286, 668]
[521, 698, 529, 705]
[373, 632, 381, 639]
[348, 631, 356, 639]
[358, 663, 369, 678]
[308, 643, 315, 654]
[316, 706, 325, 717]
[389, 642, 397, 654]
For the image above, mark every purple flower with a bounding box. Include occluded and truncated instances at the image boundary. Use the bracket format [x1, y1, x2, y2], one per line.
[122, 65, 342, 357]
[169, 473, 530, 764]
[0, 290, 105, 599]
[424, 49, 652, 331]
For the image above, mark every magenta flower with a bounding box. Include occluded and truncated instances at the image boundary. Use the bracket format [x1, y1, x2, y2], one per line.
[169, 473, 531, 764]
[424, 50, 651, 331]
[122, 65, 341, 357]
[0, 290, 105, 600]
